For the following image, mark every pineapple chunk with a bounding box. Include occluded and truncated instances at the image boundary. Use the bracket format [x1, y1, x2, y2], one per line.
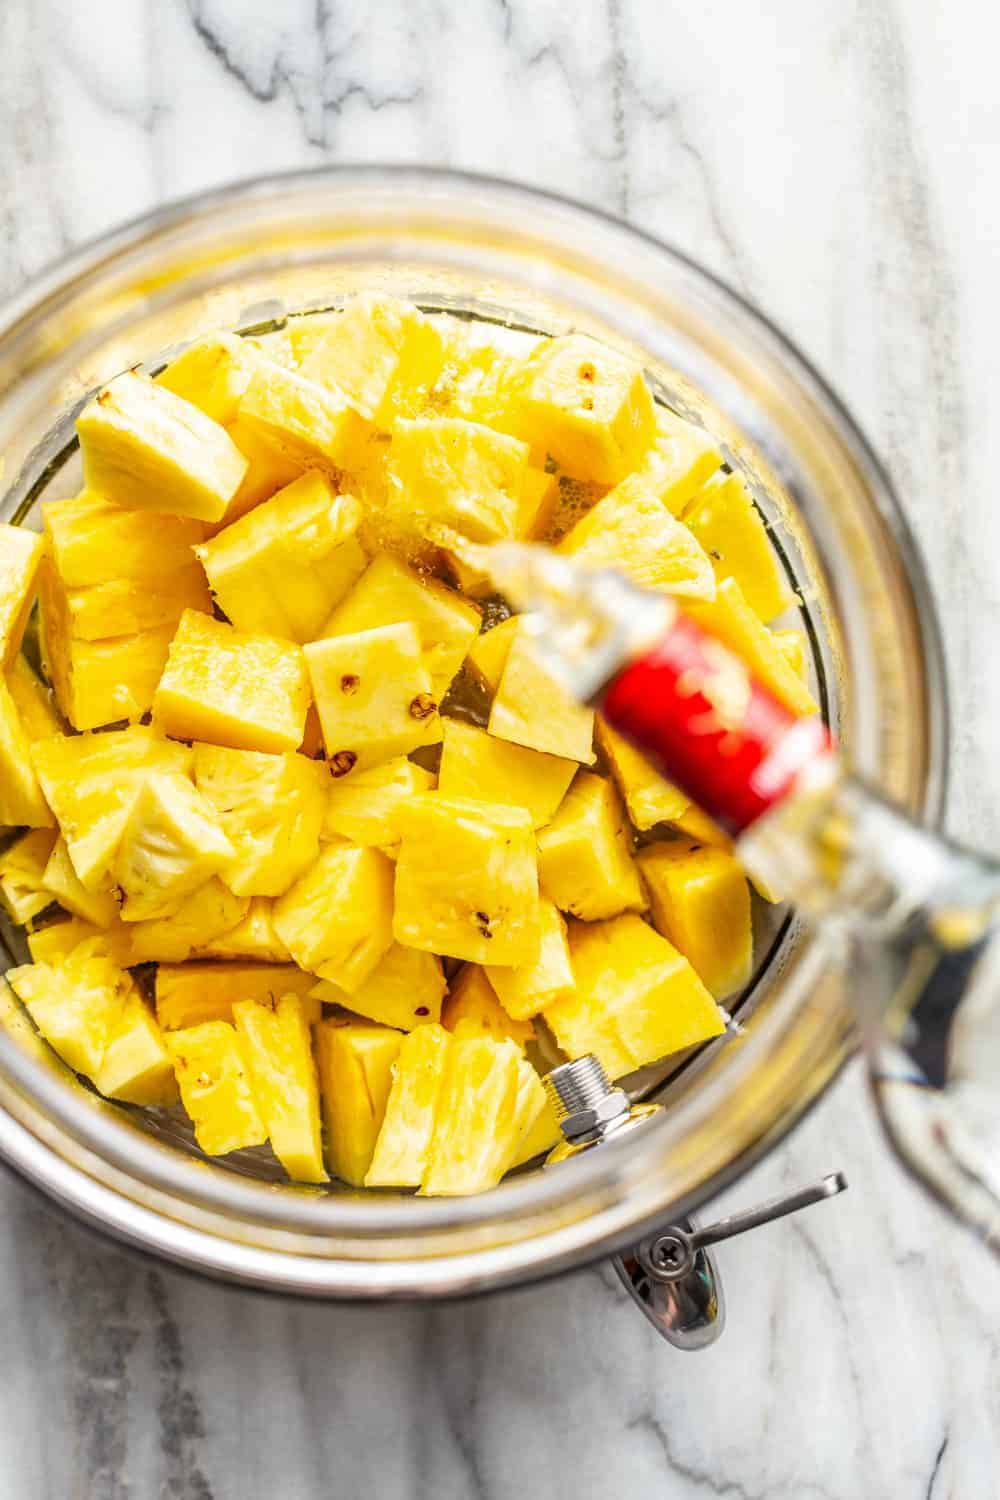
[546, 914, 726, 1079]
[685, 577, 818, 716]
[238, 360, 370, 469]
[0, 524, 43, 665]
[6, 656, 60, 742]
[0, 682, 55, 827]
[630, 405, 724, 515]
[310, 941, 445, 1030]
[304, 622, 442, 773]
[0, 830, 58, 923]
[499, 1059, 549, 1174]
[509, 1094, 561, 1169]
[365, 1023, 452, 1187]
[222, 415, 304, 527]
[465, 614, 521, 695]
[773, 627, 809, 681]
[41, 837, 119, 927]
[509, 333, 655, 485]
[165, 1020, 267, 1156]
[300, 293, 445, 425]
[485, 899, 574, 1021]
[42, 616, 178, 732]
[113, 771, 235, 922]
[55, 572, 210, 642]
[273, 841, 394, 990]
[388, 416, 529, 542]
[153, 609, 310, 754]
[197, 897, 293, 962]
[322, 757, 435, 848]
[394, 795, 540, 965]
[41, 492, 206, 587]
[193, 744, 328, 898]
[595, 717, 690, 831]
[672, 802, 732, 848]
[285, 311, 341, 365]
[558, 477, 715, 598]
[76, 370, 248, 523]
[7, 945, 129, 1083]
[488, 624, 595, 764]
[683, 471, 794, 621]
[156, 962, 317, 1030]
[320, 553, 480, 699]
[518, 466, 561, 539]
[637, 841, 752, 999]
[96, 989, 179, 1106]
[536, 771, 645, 921]
[441, 964, 535, 1048]
[27, 913, 136, 968]
[315, 1017, 404, 1187]
[125, 879, 248, 965]
[421, 1035, 522, 1196]
[156, 332, 263, 426]
[195, 473, 366, 642]
[232, 993, 327, 1183]
[437, 720, 576, 830]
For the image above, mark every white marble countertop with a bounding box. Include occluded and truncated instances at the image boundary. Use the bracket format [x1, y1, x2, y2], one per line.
[3, 1, 1000, 1495]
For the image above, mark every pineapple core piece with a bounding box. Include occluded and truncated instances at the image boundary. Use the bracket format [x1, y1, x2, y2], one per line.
[315, 1017, 404, 1187]
[96, 989, 179, 1107]
[537, 771, 645, 921]
[546, 914, 726, 1080]
[76, 370, 248, 523]
[113, 770, 235, 922]
[322, 757, 435, 848]
[155, 962, 318, 1031]
[387, 416, 530, 543]
[394, 794, 540, 965]
[153, 609, 310, 754]
[7, 945, 130, 1083]
[421, 1035, 523, 1196]
[0, 524, 44, 665]
[156, 331, 263, 426]
[0, 681, 55, 828]
[488, 624, 595, 764]
[125, 879, 248, 965]
[195, 473, 366, 643]
[683, 470, 794, 622]
[365, 1023, 452, 1188]
[637, 841, 753, 999]
[304, 621, 442, 773]
[232, 993, 327, 1183]
[595, 717, 690, 832]
[41, 836, 119, 927]
[499, 1059, 549, 1174]
[310, 941, 446, 1030]
[0, 830, 58, 924]
[630, 405, 724, 516]
[238, 360, 370, 469]
[273, 841, 395, 991]
[464, 613, 522, 694]
[509, 333, 655, 485]
[300, 293, 445, 425]
[165, 1020, 267, 1157]
[485, 899, 575, 1021]
[441, 964, 535, 1048]
[193, 743, 328, 898]
[437, 720, 576, 830]
[6, 656, 60, 742]
[685, 576, 818, 717]
[509, 1094, 562, 1170]
[558, 476, 715, 599]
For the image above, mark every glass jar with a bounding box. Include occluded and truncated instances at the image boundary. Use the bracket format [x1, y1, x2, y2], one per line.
[0, 168, 946, 1294]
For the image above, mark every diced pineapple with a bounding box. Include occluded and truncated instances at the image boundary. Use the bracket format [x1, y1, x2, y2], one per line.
[437, 720, 576, 830]
[683, 471, 794, 621]
[156, 332, 263, 426]
[193, 744, 328, 898]
[6, 656, 60, 742]
[27, 914, 136, 968]
[518, 466, 561, 539]
[41, 837, 119, 927]
[273, 841, 394, 990]
[388, 416, 529, 542]
[238, 360, 370, 469]
[113, 770, 234, 922]
[536, 771, 645, 921]
[464, 614, 521, 695]
[42, 614, 178, 731]
[558, 477, 715, 598]
[485, 899, 574, 1020]
[300, 294, 445, 426]
[773, 627, 809, 681]
[322, 757, 435, 848]
[0, 524, 44, 665]
[441, 964, 535, 1048]
[125, 878, 249, 965]
[96, 989, 179, 1106]
[155, 962, 317, 1031]
[595, 717, 690, 831]
[222, 415, 305, 527]
[498, 1058, 549, 1174]
[153, 609, 310, 754]
[320, 553, 480, 699]
[546, 914, 726, 1079]
[365, 1024, 453, 1188]
[304, 622, 442, 773]
[310, 941, 445, 1030]
[56, 570, 211, 642]
[672, 802, 732, 848]
[508, 334, 655, 485]
[0, 829, 57, 923]
[685, 577, 818, 716]
[394, 795, 540, 965]
[165, 1020, 267, 1156]
[509, 1093, 561, 1169]
[7, 945, 130, 1083]
[285, 312, 342, 365]
[421, 1035, 522, 1195]
[630, 405, 723, 515]
[76, 370, 248, 523]
[0, 682, 55, 827]
[232, 993, 327, 1183]
[314, 1016, 404, 1186]
[197, 897, 293, 962]
[488, 624, 595, 764]
[41, 492, 206, 588]
[637, 840, 752, 999]
[196, 473, 366, 643]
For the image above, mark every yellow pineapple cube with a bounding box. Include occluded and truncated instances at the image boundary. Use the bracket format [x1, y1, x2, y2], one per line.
[96, 989, 179, 1106]
[464, 614, 521, 695]
[165, 1020, 267, 1157]
[196, 473, 366, 643]
[558, 477, 715, 598]
[536, 771, 645, 921]
[0, 682, 55, 827]
[437, 720, 576, 830]
[509, 1093, 562, 1169]
[304, 622, 442, 773]
[221, 415, 304, 528]
[322, 757, 435, 848]
[42, 492, 207, 587]
[595, 717, 690, 831]
[76, 370, 248, 523]
[630, 405, 723, 515]
[320, 553, 481, 699]
[672, 802, 732, 848]
[238, 360, 370, 469]
[310, 941, 445, 1030]
[315, 1016, 404, 1187]
[119, 879, 248, 965]
[499, 1058, 549, 1174]
[365, 1023, 451, 1188]
[441, 964, 535, 1048]
[685, 576, 818, 716]
[41, 837, 119, 927]
[0, 524, 44, 665]
[113, 770, 235, 922]
[193, 744, 328, 898]
[156, 332, 263, 426]
[7, 945, 130, 1083]
[546, 914, 726, 1079]
[773, 627, 809, 681]
[273, 841, 394, 990]
[683, 471, 794, 621]
[232, 993, 327, 1183]
[394, 794, 540, 965]
[28, 914, 136, 968]
[42, 616, 178, 732]
[0, 829, 57, 923]
[153, 609, 310, 754]
[300, 293, 445, 425]
[488, 624, 595, 764]
[485, 899, 574, 1020]
[58, 572, 210, 643]
[155, 961, 318, 1031]
[388, 416, 530, 542]
[6, 656, 60, 742]
[509, 333, 655, 485]
[421, 1035, 522, 1195]
[197, 897, 293, 962]
[518, 466, 561, 539]
[285, 312, 341, 365]
[637, 840, 752, 998]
